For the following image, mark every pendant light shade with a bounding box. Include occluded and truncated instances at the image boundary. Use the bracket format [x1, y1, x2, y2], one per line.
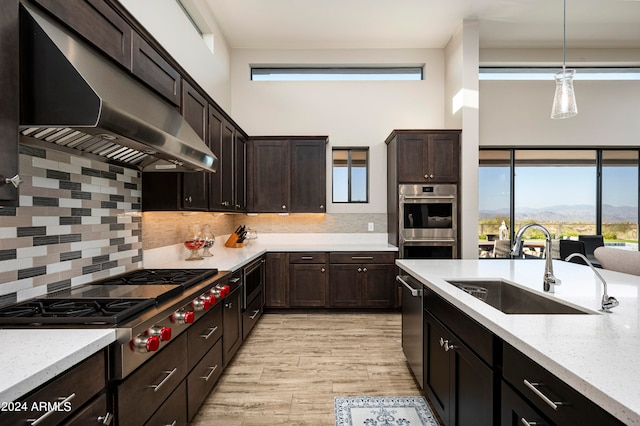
[551, 0, 577, 119]
[551, 69, 577, 119]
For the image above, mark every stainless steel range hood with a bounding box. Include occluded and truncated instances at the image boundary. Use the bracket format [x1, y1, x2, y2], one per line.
[19, 4, 217, 173]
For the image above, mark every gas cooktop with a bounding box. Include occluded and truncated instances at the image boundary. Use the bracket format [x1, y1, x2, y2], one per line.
[0, 268, 220, 326]
[0, 298, 156, 325]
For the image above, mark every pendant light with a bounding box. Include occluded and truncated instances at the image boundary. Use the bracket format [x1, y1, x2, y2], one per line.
[551, 0, 578, 119]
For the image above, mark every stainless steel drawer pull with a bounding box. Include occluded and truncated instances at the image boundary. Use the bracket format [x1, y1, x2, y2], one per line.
[149, 368, 177, 392]
[163, 421, 177, 426]
[396, 276, 421, 297]
[250, 310, 260, 320]
[520, 418, 543, 426]
[28, 393, 76, 425]
[201, 325, 219, 340]
[351, 256, 374, 260]
[98, 412, 113, 425]
[230, 278, 241, 283]
[301, 256, 314, 260]
[523, 379, 563, 410]
[201, 365, 219, 381]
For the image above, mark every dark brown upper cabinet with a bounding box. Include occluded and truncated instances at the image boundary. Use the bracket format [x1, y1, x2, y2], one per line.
[247, 137, 327, 213]
[387, 130, 460, 184]
[180, 82, 208, 210]
[131, 32, 181, 107]
[0, 0, 19, 205]
[32, 0, 133, 69]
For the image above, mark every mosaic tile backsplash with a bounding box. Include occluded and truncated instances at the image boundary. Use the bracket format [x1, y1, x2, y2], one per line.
[0, 143, 142, 305]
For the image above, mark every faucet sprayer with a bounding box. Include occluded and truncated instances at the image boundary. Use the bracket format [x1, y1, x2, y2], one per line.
[565, 253, 619, 312]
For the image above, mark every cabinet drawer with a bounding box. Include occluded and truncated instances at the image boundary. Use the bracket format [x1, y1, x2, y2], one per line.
[503, 343, 623, 426]
[188, 303, 223, 370]
[187, 340, 223, 420]
[289, 252, 327, 263]
[145, 380, 187, 426]
[329, 252, 395, 264]
[424, 287, 494, 365]
[0, 350, 106, 426]
[117, 333, 188, 426]
[63, 392, 110, 426]
[243, 291, 263, 339]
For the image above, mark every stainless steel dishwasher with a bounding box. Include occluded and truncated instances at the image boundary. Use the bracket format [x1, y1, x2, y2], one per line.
[397, 272, 424, 388]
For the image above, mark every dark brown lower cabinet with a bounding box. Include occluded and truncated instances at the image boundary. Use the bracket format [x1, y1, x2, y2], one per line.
[289, 253, 328, 307]
[329, 263, 396, 308]
[145, 381, 188, 426]
[187, 340, 223, 421]
[265, 252, 288, 308]
[502, 343, 624, 426]
[222, 287, 242, 367]
[423, 310, 493, 426]
[116, 333, 188, 426]
[501, 381, 549, 426]
[0, 349, 107, 426]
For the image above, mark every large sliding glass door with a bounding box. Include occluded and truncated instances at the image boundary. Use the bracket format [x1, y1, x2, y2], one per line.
[478, 148, 640, 257]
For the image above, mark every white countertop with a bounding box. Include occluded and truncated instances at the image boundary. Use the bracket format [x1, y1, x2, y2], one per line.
[397, 258, 640, 425]
[143, 233, 397, 271]
[0, 329, 115, 403]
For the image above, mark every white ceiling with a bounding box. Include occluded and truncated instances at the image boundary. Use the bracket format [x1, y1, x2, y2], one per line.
[188, 0, 640, 50]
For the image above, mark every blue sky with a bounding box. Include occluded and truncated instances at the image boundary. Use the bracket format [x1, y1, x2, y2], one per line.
[479, 166, 637, 211]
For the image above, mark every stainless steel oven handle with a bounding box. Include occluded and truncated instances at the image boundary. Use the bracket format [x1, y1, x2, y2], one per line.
[396, 276, 421, 297]
[201, 325, 219, 340]
[149, 368, 177, 392]
[402, 239, 456, 244]
[28, 393, 76, 425]
[402, 195, 455, 200]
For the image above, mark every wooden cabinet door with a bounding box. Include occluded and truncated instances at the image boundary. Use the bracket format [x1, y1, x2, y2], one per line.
[0, 0, 18, 204]
[289, 264, 327, 307]
[329, 264, 361, 307]
[131, 32, 181, 106]
[265, 253, 288, 308]
[33, 0, 133, 69]
[423, 311, 451, 424]
[397, 134, 428, 182]
[452, 335, 494, 426]
[220, 120, 235, 209]
[428, 133, 460, 183]
[208, 106, 224, 210]
[181, 82, 208, 210]
[290, 139, 326, 212]
[234, 134, 247, 211]
[248, 140, 290, 213]
[361, 264, 396, 308]
[222, 289, 242, 367]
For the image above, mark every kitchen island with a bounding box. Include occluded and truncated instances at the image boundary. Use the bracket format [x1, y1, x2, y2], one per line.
[397, 258, 640, 425]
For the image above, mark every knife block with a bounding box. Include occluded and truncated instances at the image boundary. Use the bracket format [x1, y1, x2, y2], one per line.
[224, 233, 244, 248]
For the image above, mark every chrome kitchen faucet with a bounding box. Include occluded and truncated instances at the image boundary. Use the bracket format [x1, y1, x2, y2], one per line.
[511, 223, 561, 293]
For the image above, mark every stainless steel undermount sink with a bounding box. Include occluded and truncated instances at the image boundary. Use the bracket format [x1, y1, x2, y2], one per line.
[445, 279, 594, 315]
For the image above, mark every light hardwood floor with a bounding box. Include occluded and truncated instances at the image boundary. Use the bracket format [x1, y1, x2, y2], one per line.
[191, 312, 421, 425]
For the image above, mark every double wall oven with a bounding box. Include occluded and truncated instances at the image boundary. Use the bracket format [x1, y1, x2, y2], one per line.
[399, 184, 458, 259]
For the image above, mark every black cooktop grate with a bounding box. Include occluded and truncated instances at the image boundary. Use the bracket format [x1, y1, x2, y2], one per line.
[99, 269, 218, 288]
[0, 298, 156, 325]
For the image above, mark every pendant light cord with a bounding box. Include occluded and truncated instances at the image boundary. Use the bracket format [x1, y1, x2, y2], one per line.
[562, 0, 567, 73]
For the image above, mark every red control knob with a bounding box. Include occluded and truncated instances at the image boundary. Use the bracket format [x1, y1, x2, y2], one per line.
[171, 310, 195, 324]
[208, 294, 217, 305]
[146, 335, 160, 352]
[148, 326, 172, 341]
[131, 334, 161, 352]
[192, 297, 210, 311]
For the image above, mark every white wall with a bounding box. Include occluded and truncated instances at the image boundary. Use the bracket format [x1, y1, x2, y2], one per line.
[230, 48, 445, 214]
[480, 79, 640, 146]
[120, 0, 232, 110]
